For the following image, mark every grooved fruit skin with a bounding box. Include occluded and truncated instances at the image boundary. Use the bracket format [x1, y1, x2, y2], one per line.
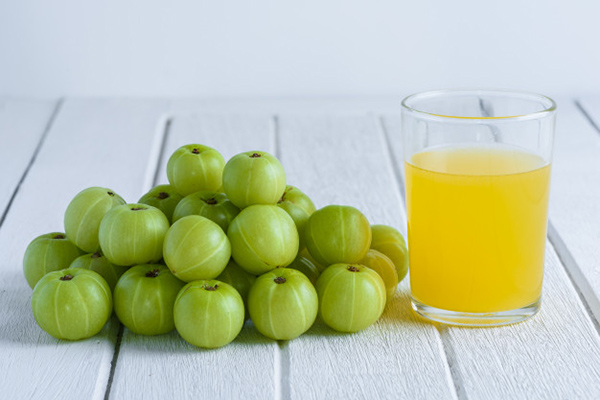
[227, 205, 299, 275]
[174, 280, 244, 348]
[248, 268, 318, 340]
[31, 268, 112, 340]
[304, 205, 372, 267]
[166, 144, 225, 196]
[163, 215, 231, 282]
[64, 187, 126, 253]
[316, 263, 386, 333]
[113, 264, 185, 335]
[23, 232, 85, 289]
[98, 203, 170, 266]
[222, 150, 286, 209]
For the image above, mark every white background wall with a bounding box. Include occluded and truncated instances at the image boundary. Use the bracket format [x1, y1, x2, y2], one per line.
[1, 0, 598, 98]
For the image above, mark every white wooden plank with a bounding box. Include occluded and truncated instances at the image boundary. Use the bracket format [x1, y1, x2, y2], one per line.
[0, 99, 57, 218]
[445, 244, 600, 399]
[0, 99, 168, 400]
[110, 114, 279, 400]
[278, 115, 456, 400]
[550, 97, 600, 321]
[382, 113, 600, 399]
[171, 97, 405, 115]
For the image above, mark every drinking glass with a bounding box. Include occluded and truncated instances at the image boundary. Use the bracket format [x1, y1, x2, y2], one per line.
[402, 89, 556, 326]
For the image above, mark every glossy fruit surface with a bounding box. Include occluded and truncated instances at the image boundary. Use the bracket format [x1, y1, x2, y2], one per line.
[113, 264, 185, 335]
[276, 185, 316, 251]
[70, 251, 129, 291]
[227, 205, 298, 275]
[172, 190, 240, 231]
[163, 215, 231, 281]
[248, 268, 318, 340]
[174, 280, 244, 348]
[138, 184, 183, 223]
[23, 232, 84, 289]
[304, 205, 372, 266]
[222, 151, 286, 209]
[316, 263, 386, 333]
[370, 225, 409, 283]
[166, 144, 225, 196]
[286, 255, 320, 285]
[64, 187, 126, 253]
[360, 249, 399, 301]
[31, 268, 112, 340]
[99, 203, 170, 266]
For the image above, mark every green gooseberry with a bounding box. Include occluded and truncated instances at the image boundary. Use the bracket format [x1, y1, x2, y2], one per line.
[222, 150, 286, 209]
[23, 232, 84, 289]
[64, 186, 126, 253]
[227, 205, 298, 275]
[172, 190, 240, 231]
[31, 268, 112, 340]
[174, 280, 245, 348]
[98, 203, 170, 266]
[304, 205, 371, 267]
[276, 185, 316, 251]
[69, 251, 129, 291]
[138, 184, 183, 224]
[248, 268, 318, 340]
[113, 264, 185, 335]
[316, 263, 386, 333]
[166, 144, 225, 196]
[163, 215, 231, 282]
[370, 224, 409, 283]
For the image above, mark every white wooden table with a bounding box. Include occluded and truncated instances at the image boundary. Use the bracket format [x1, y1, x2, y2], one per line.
[2, 97, 600, 400]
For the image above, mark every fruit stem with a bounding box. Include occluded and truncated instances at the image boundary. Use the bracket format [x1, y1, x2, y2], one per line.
[145, 269, 160, 278]
[347, 265, 360, 272]
[91, 252, 102, 258]
[274, 276, 287, 284]
[60, 274, 74, 281]
[204, 284, 218, 291]
[192, 148, 200, 154]
[250, 152, 261, 158]
[131, 207, 146, 211]
[157, 192, 169, 200]
[203, 197, 218, 205]
[53, 234, 65, 239]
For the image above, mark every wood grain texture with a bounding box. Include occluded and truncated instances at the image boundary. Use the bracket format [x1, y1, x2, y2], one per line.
[382, 112, 600, 399]
[109, 114, 280, 400]
[549, 98, 600, 322]
[277, 115, 457, 400]
[0, 99, 57, 218]
[0, 99, 168, 400]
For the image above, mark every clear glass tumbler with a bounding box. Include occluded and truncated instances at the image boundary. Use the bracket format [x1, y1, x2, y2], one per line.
[402, 89, 556, 326]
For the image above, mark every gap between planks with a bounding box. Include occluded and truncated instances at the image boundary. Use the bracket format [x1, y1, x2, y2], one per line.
[103, 115, 173, 400]
[376, 115, 461, 400]
[0, 99, 63, 229]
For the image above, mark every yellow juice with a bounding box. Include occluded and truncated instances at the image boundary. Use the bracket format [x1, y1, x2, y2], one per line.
[405, 144, 551, 313]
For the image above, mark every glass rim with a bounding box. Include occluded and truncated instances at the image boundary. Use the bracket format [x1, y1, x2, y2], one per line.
[401, 88, 557, 122]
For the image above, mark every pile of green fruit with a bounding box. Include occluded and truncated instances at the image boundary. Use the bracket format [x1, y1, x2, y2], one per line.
[23, 144, 408, 348]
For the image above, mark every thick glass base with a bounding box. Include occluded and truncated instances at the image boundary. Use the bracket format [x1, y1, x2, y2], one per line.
[411, 297, 541, 327]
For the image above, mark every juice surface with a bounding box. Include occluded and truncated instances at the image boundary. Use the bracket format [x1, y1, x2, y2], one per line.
[405, 144, 551, 313]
